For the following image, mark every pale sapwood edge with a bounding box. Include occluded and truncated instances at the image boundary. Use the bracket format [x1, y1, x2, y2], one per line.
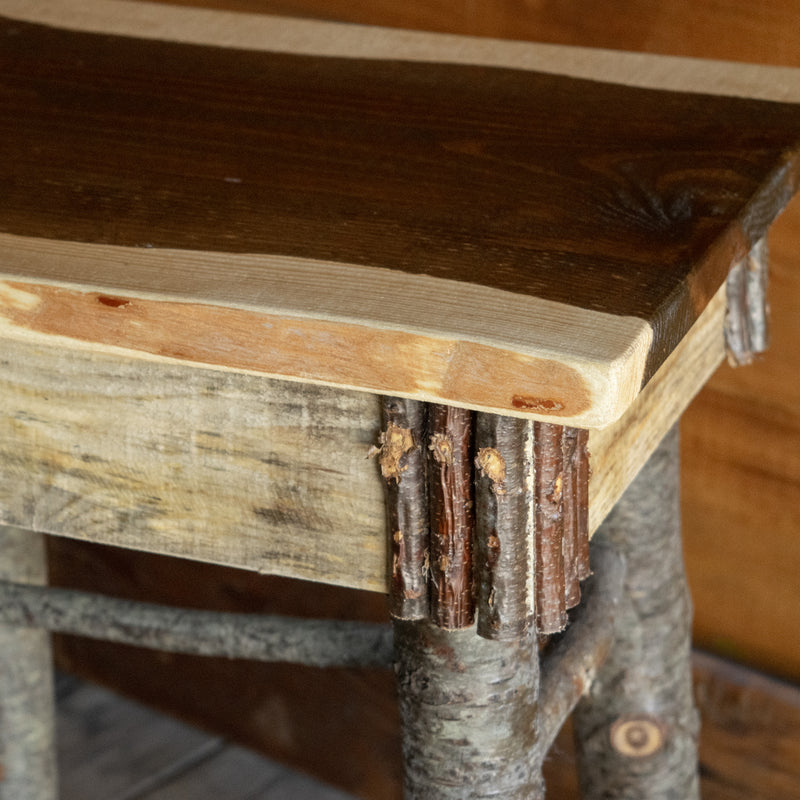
[0, 581, 394, 669]
[7, 0, 800, 103]
[0, 233, 651, 428]
[725, 236, 769, 366]
[0, 526, 59, 800]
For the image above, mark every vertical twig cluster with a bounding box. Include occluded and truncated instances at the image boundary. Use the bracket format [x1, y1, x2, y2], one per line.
[376, 399, 591, 638]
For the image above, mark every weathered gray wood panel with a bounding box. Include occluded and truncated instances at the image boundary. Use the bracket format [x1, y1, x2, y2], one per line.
[0, 339, 387, 590]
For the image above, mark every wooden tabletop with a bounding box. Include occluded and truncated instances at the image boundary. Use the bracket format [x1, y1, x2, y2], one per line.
[2, 0, 800, 427]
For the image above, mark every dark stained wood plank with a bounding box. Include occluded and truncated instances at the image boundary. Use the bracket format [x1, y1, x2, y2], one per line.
[1, 14, 799, 385]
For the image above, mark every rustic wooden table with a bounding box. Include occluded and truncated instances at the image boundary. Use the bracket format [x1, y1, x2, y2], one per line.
[1, 2, 800, 798]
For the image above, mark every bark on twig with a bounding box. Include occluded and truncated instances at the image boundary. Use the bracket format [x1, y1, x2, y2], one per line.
[394, 619, 543, 799]
[537, 542, 626, 756]
[725, 236, 769, 365]
[427, 404, 475, 630]
[378, 396, 430, 620]
[0, 581, 394, 669]
[474, 413, 535, 640]
[534, 421, 567, 633]
[574, 428, 592, 582]
[572, 426, 700, 799]
[0, 526, 58, 800]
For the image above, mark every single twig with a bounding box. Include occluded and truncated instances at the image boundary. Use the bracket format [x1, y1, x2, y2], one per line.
[474, 413, 535, 640]
[0, 581, 394, 669]
[378, 396, 430, 621]
[428, 403, 475, 630]
[534, 421, 567, 633]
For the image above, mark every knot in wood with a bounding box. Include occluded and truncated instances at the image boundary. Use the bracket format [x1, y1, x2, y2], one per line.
[428, 432, 454, 466]
[373, 423, 415, 481]
[609, 714, 666, 758]
[476, 447, 507, 494]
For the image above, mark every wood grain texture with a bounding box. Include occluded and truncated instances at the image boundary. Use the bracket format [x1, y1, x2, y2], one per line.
[1, 4, 800, 424]
[0, 340, 388, 590]
[0, 282, 726, 590]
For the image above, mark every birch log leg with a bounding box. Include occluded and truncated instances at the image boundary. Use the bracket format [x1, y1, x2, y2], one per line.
[394, 621, 543, 799]
[0, 525, 58, 800]
[572, 426, 700, 799]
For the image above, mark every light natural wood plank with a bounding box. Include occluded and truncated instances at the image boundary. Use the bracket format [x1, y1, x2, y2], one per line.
[0, 284, 725, 589]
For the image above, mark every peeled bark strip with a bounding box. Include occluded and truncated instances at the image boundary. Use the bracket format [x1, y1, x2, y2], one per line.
[427, 404, 475, 630]
[573, 426, 700, 799]
[379, 396, 430, 620]
[394, 620, 543, 799]
[725, 236, 769, 366]
[0, 525, 58, 800]
[474, 414, 535, 640]
[0, 580, 394, 669]
[533, 421, 567, 634]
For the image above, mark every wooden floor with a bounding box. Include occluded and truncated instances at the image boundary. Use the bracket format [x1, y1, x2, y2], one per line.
[56, 673, 356, 800]
[57, 652, 800, 799]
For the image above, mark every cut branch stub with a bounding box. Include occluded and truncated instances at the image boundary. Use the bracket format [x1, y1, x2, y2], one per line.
[428, 404, 475, 630]
[474, 414, 535, 640]
[725, 236, 769, 366]
[378, 397, 430, 621]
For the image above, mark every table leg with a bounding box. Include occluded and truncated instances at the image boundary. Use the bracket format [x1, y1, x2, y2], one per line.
[0, 525, 58, 800]
[572, 426, 700, 798]
[394, 619, 544, 799]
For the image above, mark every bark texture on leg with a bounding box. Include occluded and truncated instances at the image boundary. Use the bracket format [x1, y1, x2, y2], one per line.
[0, 525, 58, 800]
[394, 619, 543, 799]
[573, 426, 700, 799]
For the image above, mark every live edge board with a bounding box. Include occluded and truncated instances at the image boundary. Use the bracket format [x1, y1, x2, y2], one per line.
[1, 0, 800, 427]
